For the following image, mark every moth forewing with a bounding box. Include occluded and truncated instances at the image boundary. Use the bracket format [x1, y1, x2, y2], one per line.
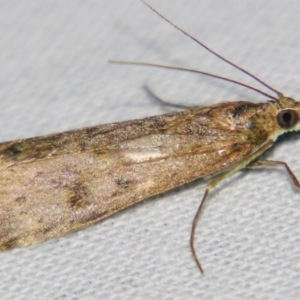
[0, 102, 270, 249]
[0, 95, 299, 250]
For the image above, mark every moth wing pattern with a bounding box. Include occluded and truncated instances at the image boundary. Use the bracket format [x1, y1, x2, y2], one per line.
[0, 101, 274, 249]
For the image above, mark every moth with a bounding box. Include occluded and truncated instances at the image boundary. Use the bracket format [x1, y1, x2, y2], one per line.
[1, 0, 299, 274]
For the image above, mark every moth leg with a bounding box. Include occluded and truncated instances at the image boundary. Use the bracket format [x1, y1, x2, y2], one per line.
[247, 159, 300, 190]
[190, 189, 210, 274]
[143, 85, 196, 110]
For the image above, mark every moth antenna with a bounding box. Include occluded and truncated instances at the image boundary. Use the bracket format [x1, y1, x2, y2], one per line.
[109, 60, 278, 101]
[140, 0, 283, 99]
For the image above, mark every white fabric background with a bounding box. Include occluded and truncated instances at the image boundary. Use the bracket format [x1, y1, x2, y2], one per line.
[1, 0, 300, 299]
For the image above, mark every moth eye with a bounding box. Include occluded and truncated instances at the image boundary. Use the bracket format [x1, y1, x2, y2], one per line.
[276, 109, 299, 129]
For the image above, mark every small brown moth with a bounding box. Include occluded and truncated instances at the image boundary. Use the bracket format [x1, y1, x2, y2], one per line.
[1, 0, 300, 274]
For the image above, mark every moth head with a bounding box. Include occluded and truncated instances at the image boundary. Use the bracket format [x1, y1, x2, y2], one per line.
[276, 109, 299, 129]
[276, 97, 300, 131]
